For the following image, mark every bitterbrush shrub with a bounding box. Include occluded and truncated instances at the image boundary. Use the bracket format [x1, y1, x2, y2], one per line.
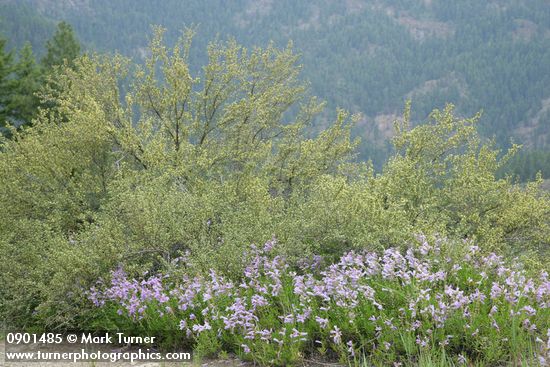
[1, 28, 549, 332]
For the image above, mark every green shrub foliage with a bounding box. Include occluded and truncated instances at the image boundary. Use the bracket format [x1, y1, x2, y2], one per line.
[0, 29, 548, 329]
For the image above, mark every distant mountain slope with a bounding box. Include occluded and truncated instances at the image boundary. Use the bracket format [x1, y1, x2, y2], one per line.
[1, 0, 550, 165]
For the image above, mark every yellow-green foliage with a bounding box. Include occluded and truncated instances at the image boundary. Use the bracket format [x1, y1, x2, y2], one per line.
[0, 29, 548, 329]
[385, 103, 550, 255]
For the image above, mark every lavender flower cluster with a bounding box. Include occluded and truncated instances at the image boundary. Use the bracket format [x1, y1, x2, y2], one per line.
[89, 238, 550, 366]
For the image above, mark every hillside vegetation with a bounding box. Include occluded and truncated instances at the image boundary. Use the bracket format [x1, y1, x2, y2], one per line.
[1, 0, 550, 173]
[1, 26, 548, 329]
[1, 3, 550, 365]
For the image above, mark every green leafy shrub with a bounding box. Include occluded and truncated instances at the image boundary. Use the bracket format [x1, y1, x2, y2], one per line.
[0, 29, 548, 331]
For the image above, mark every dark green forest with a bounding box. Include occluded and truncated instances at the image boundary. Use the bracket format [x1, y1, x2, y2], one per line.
[1, 0, 550, 178]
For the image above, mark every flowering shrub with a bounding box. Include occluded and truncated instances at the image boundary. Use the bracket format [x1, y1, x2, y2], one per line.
[89, 237, 550, 366]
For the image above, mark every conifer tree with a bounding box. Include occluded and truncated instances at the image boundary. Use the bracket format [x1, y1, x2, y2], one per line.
[9, 42, 42, 127]
[41, 21, 81, 71]
[0, 38, 14, 129]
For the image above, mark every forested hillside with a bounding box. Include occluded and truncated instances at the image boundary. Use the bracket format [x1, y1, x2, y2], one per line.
[1, 0, 550, 173]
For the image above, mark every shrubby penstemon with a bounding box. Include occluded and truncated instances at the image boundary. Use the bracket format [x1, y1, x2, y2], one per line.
[89, 237, 550, 366]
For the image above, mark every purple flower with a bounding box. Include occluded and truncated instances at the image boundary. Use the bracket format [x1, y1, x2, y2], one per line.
[280, 314, 295, 324]
[522, 305, 536, 316]
[263, 238, 276, 252]
[89, 240, 550, 365]
[330, 326, 342, 345]
[347, 340, 355, 356]
[251, 294, 268, 309]
[296, 307, 311, 323]
[490, 283, 503, 299]
[192, 321, 211, 333]
[257, 329, 272, 341]
[315, 316, 329, 329]
[290, 328, 307, 341]
[416, 336, 428, 347]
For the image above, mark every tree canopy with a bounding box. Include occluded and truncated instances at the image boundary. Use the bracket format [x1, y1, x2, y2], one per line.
[41, 21, 80, 70]
[0, 22, 81, 135]
[0, 37, 14, 129]
[2, 1, 550, 171]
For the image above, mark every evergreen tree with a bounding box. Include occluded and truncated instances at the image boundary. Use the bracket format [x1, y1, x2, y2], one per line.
[0, 37, 14, 129]
[9, 42, 42, 127]
[41, 21, 80, 71]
